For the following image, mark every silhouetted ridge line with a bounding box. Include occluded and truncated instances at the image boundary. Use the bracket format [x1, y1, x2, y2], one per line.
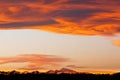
[0, 70, 120, 80]
[47, 68, 78, 74]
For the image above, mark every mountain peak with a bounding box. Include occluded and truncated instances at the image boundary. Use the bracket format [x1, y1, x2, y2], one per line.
[47, 68, 78, 74]
[60, 68, 77, 74]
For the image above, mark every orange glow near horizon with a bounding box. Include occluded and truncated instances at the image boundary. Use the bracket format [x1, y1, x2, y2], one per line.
[0, 68, 117, 74]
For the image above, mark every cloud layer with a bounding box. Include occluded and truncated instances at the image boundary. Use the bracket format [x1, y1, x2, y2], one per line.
[0, 0, 120, 36]
[0, 54, 69, 70]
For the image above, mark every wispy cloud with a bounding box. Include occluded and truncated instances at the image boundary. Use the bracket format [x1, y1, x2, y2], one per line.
[66, 65, 87, 69]
[0, 54, 69, 70]
[0, 0, 120, 36]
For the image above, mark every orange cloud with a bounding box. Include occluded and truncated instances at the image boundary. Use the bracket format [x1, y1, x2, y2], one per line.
[112, 40, 120, 47]
[0, 0, 120, 36]
[0, 54, 69, 70]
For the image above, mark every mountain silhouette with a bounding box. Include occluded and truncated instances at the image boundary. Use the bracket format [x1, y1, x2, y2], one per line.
[0, 70, 120, 80]
[47, 68, 78, 74]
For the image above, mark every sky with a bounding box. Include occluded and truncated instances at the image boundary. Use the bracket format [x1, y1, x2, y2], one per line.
[0, 0, 120, 73]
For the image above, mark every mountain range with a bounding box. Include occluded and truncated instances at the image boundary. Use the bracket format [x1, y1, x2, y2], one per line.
[47, 68, 78, 74]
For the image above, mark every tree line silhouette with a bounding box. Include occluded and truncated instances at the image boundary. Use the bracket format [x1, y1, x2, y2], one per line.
[0, 70, 120, 80]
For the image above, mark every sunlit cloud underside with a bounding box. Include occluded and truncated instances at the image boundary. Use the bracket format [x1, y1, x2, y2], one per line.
[0, 0, 120, 36]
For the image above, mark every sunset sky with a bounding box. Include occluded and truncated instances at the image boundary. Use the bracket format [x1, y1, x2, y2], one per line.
[0, 0, 120, 73]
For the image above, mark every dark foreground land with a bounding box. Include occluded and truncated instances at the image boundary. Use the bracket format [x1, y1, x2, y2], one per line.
[0, 71, 120, 80]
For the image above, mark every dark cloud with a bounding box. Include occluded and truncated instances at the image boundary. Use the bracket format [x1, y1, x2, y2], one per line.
[0, 20, 57, 29]
[66, 65, 86, 68]
[42, 0, 58, 4]
[53, 8, 113, 23]
[66, 0, 100, 5]
[0, 0, 40, 3]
